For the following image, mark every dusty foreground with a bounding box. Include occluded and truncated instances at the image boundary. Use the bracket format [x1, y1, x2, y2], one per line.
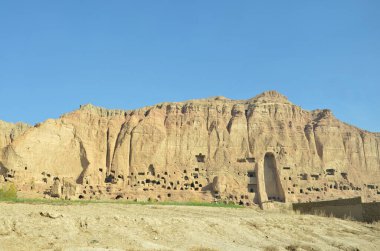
[0, 203, 379, 251]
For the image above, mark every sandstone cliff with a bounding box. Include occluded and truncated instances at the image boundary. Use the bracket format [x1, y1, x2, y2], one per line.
[0, 120, 30, 175]
[1, 91, 379, 204]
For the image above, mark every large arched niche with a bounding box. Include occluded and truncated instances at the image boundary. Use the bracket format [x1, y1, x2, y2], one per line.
[263, 152, 285, 202]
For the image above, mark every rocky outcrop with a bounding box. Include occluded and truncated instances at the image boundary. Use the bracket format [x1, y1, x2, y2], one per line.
[1, 91, 379, 204]
[0, 120, 30, 149]
[0, 120, 30, 175]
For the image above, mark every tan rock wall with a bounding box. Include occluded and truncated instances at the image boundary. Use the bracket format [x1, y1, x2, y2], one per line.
[1, 91, 379, 204]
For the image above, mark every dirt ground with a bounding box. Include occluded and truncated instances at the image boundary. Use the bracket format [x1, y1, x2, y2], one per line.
[0, 202, 379, 251]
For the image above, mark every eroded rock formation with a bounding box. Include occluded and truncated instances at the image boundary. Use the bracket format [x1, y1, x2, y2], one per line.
[0, 121, 30, 176]
[0, 91, 379, 205]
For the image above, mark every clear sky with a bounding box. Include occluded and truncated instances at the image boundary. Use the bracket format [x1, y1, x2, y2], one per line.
[1, 1, 379, 132]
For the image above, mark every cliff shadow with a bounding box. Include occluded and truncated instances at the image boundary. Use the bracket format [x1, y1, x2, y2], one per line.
[76, 140, 90, 184]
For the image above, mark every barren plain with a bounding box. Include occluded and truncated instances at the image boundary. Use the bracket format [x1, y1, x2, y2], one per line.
[0, 202, 379, 251]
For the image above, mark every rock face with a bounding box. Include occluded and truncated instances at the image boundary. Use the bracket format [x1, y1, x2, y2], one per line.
[1, 91, 379, 205]
[0, 120, 30, 176]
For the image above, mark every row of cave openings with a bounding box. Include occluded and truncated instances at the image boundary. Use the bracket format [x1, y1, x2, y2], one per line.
[82, 152, 286, 203]
[103, 153, 208, 184]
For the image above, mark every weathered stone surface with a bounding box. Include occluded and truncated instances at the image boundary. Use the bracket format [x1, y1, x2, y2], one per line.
[0, 120, 30, 150]
[61, 177, 77, 199]
[1, 91, 379, 205]
[0, 120, 30, 175]
[50, 178, 61, 198]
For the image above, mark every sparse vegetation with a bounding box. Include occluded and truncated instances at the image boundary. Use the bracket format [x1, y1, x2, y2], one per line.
[0, 183, 17, 199]
[263, 246, 279, 251]
[285, 245, 298, 251]
[0, 197, 243, 208]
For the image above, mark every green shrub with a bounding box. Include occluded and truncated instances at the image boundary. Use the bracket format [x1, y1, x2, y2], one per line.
[0, 183, 17, 199]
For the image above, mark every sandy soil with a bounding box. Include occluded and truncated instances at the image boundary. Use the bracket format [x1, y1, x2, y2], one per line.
[0, 202, 379, 251]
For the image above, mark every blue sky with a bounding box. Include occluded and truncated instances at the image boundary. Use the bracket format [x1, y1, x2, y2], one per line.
[1, 1, 379, 132]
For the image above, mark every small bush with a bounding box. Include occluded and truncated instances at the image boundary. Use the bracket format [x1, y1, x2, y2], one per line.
[263, 246, 279, 251]
[0, 183, 17, 199]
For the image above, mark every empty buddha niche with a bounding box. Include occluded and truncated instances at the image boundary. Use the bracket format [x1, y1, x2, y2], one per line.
[264, 152, 284, 202]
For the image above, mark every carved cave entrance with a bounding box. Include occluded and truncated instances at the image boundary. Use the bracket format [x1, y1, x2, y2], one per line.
[264, 152, 284, 202]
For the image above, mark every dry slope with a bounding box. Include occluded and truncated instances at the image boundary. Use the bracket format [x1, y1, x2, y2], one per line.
[0, 202, 379, 251]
